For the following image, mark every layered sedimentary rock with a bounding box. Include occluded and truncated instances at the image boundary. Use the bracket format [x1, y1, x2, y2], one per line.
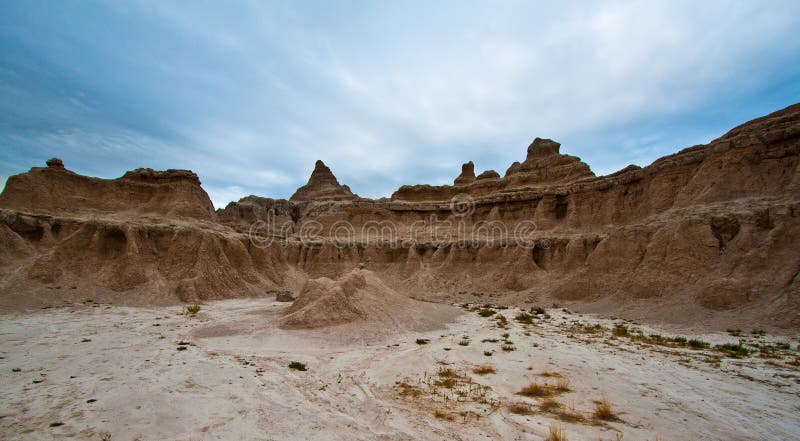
[0, 159, 216, 221]
[290, 160, 356, 202]
[1, 103, 799, 329]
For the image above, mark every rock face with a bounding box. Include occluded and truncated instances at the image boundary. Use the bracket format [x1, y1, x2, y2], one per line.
[290, 160, 356, 202]
[1, 103, 799, 330]
[392, 137, 595, 201]
[454, 161, 476, 186]
[0, 160, 216, 221]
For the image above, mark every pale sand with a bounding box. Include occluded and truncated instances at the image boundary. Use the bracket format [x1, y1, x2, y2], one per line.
[1, 299, 798, 440]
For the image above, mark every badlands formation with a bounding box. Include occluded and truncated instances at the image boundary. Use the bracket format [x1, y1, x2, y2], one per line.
[1, 102, 798, 329]
[1, 103, 799, 441]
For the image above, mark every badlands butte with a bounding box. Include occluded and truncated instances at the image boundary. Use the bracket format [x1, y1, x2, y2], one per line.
[1, 103, 800, 330]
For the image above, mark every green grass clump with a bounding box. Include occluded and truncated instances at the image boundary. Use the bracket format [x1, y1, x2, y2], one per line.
[515, 312, 535, 324]
[688, 339, 710, 349]
[184, 304, 201, 315]
[478, 308, 496, 317]
[716, 341, 751, 358]
[612, 324, 630, 337]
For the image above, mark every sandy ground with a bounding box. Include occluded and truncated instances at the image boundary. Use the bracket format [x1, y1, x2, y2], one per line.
[1, 299, 799, 441]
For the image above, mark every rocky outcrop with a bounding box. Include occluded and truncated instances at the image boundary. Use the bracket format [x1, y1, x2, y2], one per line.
[290, 160, 356, 202]
[391, 137, 595, 201]
[0, 160, 216, 221]
[454, 161, 476, 186]
[476, 170, 500, 180]
[1, 103, 799, 330]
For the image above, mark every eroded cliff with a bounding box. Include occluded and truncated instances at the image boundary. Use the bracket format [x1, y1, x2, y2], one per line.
[1, 104, 798, 329]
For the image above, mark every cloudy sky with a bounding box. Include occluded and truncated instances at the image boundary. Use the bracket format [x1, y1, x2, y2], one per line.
[1, 1, 799, 208]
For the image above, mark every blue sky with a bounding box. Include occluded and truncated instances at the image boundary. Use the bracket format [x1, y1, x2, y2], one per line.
[1, 0, 799, 208]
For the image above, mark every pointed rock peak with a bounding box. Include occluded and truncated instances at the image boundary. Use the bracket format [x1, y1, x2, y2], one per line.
[526, 138, 561, 160]
[454, 161, 476, 186]
[290, 160, 356, 202]
[308, 160, 340, 185]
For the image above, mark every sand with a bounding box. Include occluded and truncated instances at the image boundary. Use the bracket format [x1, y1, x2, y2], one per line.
[1, 299, 798, 440]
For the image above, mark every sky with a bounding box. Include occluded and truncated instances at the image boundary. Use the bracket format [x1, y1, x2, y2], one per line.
[1, 1, 799, 208]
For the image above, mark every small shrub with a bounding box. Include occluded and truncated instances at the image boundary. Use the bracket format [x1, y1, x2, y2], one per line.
[415, 338, 430, 345]
[184, 304, 201, 315]
[288, 361, 307, 371]
[458, 339, 470, 346]
[49, 422, 64, 427]
[483, 351, 493, 356]
[472, 364, 496, 375]
[501, 344, 516, 351]
[481, 338, 499, 343]
[532, 306, 546, 315]
[671, 336, 688, 345]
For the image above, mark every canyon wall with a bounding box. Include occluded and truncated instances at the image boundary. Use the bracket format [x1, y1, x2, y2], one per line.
[1, 103, 799, 328]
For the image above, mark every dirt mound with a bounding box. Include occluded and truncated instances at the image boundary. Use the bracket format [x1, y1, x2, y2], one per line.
[280, 268, 459, 331]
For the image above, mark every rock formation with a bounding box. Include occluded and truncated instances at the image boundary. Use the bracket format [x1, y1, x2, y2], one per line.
[290, 160, 356, 202]
[1, 103, 799, 329]
[454, 161, 476, 186]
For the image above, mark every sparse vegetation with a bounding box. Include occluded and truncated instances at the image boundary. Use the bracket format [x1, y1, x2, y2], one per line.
[288, 361, 307, 371]
[477, 308, 496, 317]
[458, 339, 470, 346]
[532, 306, 546, 315]
[501, 344, 516, 352]
[612, 324, 630, 337]
[49, 422, 64, 427]
[715, 341, 751, 358]
[433, 408, 454, 420]
[483, 351, 493, 356]
[472, 364, 496, 375]
[593, 392, 618, 421]
[508, 402, 534, 415]
[184, 304, 201, 315]
[518, 379, 568, 398]
[688, 339, 710, 349]
[545, 423, 568, 441]
[515, 312, 535, 324]
[416, 338, 430, 345]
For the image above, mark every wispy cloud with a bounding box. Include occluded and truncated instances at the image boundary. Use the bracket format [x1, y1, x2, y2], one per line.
[1, 0, 799, 207]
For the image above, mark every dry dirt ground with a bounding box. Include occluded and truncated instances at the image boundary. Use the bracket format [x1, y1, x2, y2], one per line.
[1, 299, 799, 441]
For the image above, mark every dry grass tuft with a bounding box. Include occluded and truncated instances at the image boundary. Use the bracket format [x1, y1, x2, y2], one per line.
[555, 376, 571, 392]
[539, 397, 562, 412]
[538, 370, 564, 378]
[472, 364, 496, 375]
[593, 392, 618, 421]
[433, 408, 454, 421]
[508, 402, 534, 415]
[545, 423, 568, 441]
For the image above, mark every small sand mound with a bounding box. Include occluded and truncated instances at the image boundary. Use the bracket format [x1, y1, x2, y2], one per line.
[280, 269, 459, 331]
